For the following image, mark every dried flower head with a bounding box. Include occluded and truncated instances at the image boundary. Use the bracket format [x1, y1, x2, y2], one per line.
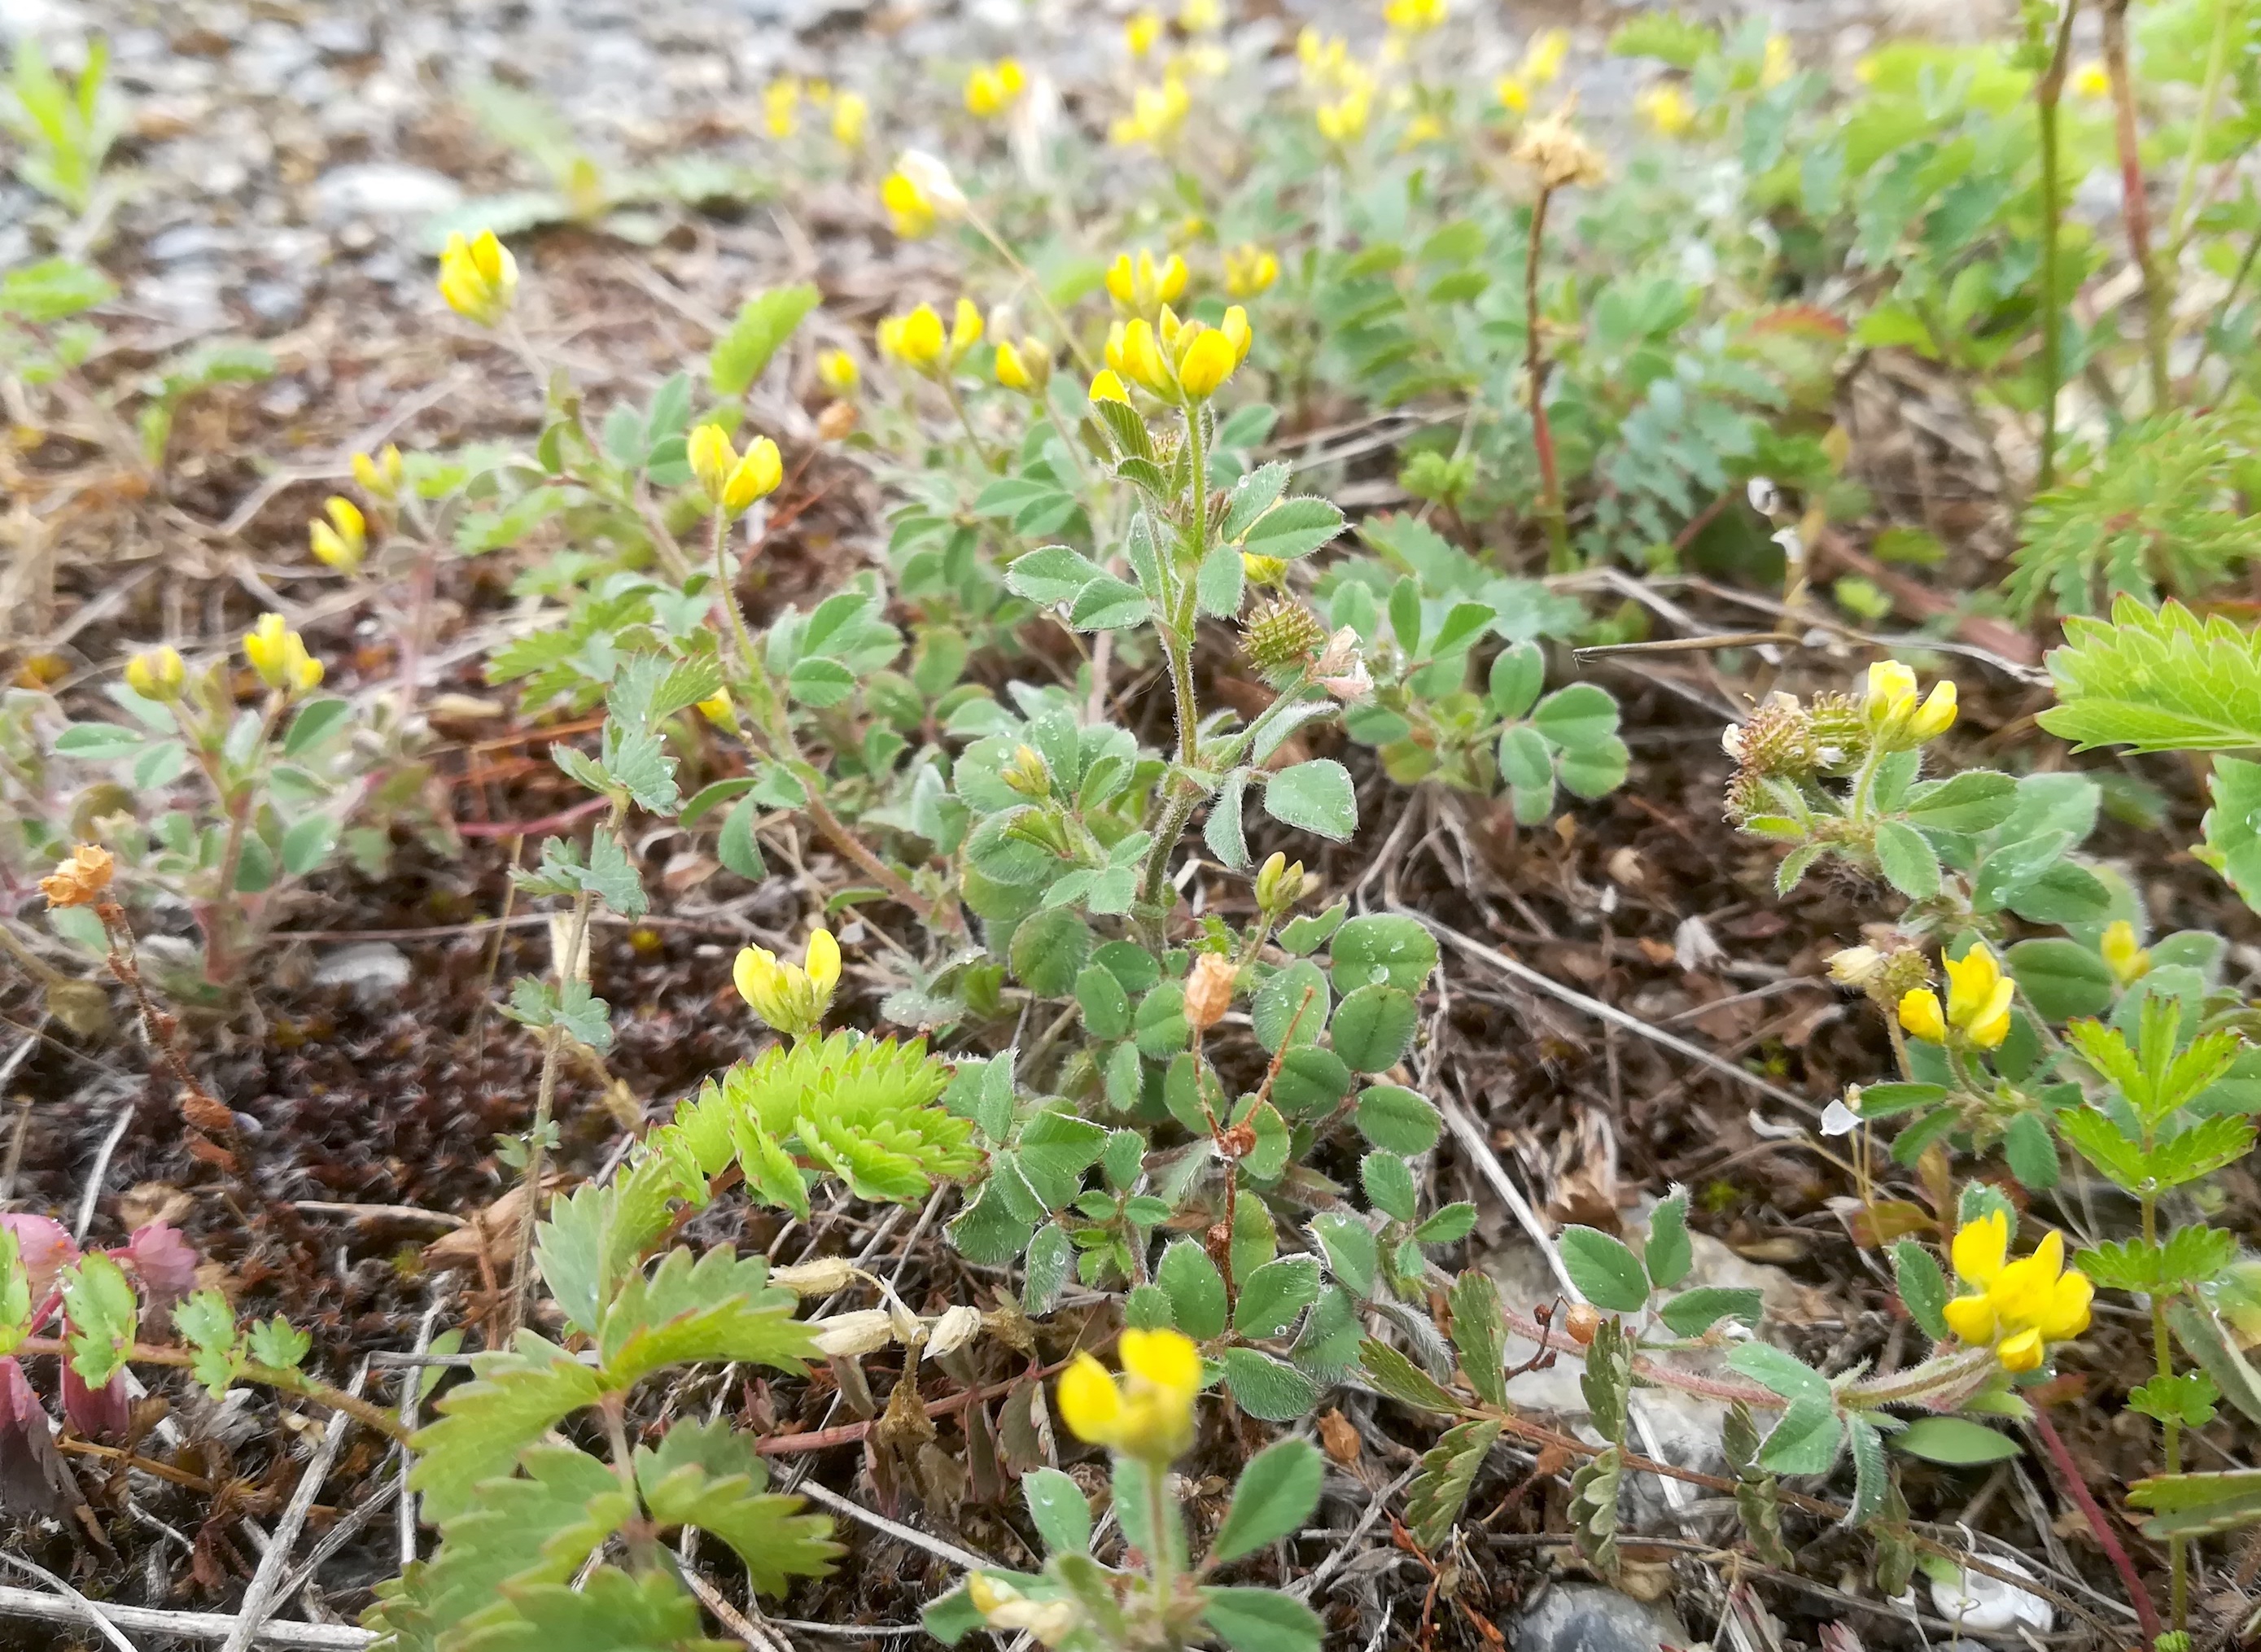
[1512, 105, 1606, 190]
[41, 844, 114, 909]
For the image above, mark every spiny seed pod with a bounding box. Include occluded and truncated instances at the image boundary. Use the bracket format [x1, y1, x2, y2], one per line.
[1875, 946, 1932, 1003]
[1804, 692, 1869, 773]
[1729, 693, 1816, 780]
[1723, 767, 1769, 824]
[1243, 598, 1327, 678]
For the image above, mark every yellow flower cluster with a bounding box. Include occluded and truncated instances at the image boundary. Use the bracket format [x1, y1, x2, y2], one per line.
[1636, 81, 1695, 137]
[759, 78, 862, 144]
[308, 496, 366, 575]
[1898, 942, 2014, 1051]
[1103, 303, 1251, 403]
[1105, 247, 1187, 317]
[436, 229, 518, 328]
[1224, 243, 1278, 298]
[1057, 1327, 1201, 1461]
[687, 423, 783, 516]
[243, 613, 322, 695]
[2101, 920, 2150, 988]
[1944, 1212, 2093, 1373]
[1861, 659, 1957, 750]
[1496, 28, 1568, 113]
[816, 349, 859, 396]
[125, 646, 186, 702]
[1111, 75, 1191, 150]
[1316, 72, 1375, 142]
[1125, 11, 1163, 58]
[964, 58, 1026, 119]
[879, 151, 964, 239]
[1384, 0, 1445, 36]
[352, 443, 403, 505]
[877, 298, 984, 376]
[964, 1576, 1077, 1645]
[733, 927, 841, 1039]
[993, 335, 1052, 396]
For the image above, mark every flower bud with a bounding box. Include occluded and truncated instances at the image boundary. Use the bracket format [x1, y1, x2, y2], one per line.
[243, 613, 323, 694]
[817, 349, 860, 395]
[436, 229, 518, 327]
[999, 744, 1052, 798]
[308, 496, 367, 575]
[125, 646, 186, 702]
[352, 444, 404, 503]
[811, 1309, 895, 1357]
[771, 1256, 857, 1296]
[1254, 851, 1305, 913]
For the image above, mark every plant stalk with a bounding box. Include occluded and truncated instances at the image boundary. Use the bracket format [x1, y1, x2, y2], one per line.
[2031, 1405, 2165, 1646]
[1524, 185, 1570, 570]
[2035, 0, 2078, 491]
[2102, 0, 2173, 409]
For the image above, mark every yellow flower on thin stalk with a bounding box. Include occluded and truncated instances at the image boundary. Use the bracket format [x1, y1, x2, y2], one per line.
[1860, 659, 1957, 749]
[435, 229, 518, 327]
[308, 496, 367, 575]
[352, 444, 403, 504]
[1896, 942, 2016, 1051]
[733, 926, 842, 1039]
[1498, 28, 1569, 114]
[830, 90, 868, 147]
[1942, 1210, 2093, 1373]
[964, 58, 1026, 120]
[243, 613, 322, 695]
[1125, 11, 1163, 58]
[816, 349, 860, 396]
[1056, 1327, 1202, 1462]
[993, 337, 1052, 396]
[2101, 920, 2151, 988]
[1315, 73, 1375, 143]
[878, 151, 965, 240]
[1105, 247, 1188, 316]
[1223, 243, 1278, 298]
[1635, 81, 1695, 137]
[2072, 60, 2110, 99]
[125, 646, 186, 703]
[763, 78, 801, 138]
[877, 298, 984, 377]
[1111, 76, 1191, 149]
[686, 423, 784, 517]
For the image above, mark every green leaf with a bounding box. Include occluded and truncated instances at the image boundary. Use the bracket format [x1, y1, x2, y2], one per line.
[1556, 1226, 1648, 1313]
[1310, 1213, 1380, 1299]
[1873, 819, 1942, 898]
[1358, 1337, 1463, 1414]
[1362, 1152, 1419, 1222]
[1235, 1256, 1321, 1339]
[1238, 496, 1346, 561]
[1157, 1239, 1229, 1340]
[1643, 1191, 1692, 1290]
[1009, 907, 1093, 998]
[1356, 1084, 1441, 1153]
[458, 1561, 724, 1652]
[1263, 759, 1358, 841]
[1023, 1466, 1093, 1556]
[1447, 1271, 1510, 1409]
[1004, 544, 1106, 606]
[1201, 1586, 1324, 1652]
[1403, 1417, 1503, 1550]
[1757, 1396, 1843, 1475]
[716, 795, 766, 879]
[60, 1253, 138, 1388]
[1069, 575, 1152, 631]
[1218, 1347, 1319, 1420]
[1253, 959, 1329, 1052]
[1533, 684, 1620, 751]
[1328, 916, 1439, 992]
[2058, 1105, 2148, 1189]
[1726, 1343, 1829, 1404]
[2040, 598, 2261, 754]
[1657, 1286, 1763, 1337]
[409, 1347, 609, 1523]
[282, 697, 353, 757]
[2005, 937, 2116, 1020]
[1892, 1417, 2023, 1465]
[598, 1248, 814, 1389]
[2127, 1470, 2261, 1538]
[1900, 770, 2019, 831]
[635, 1420, 839, 1595]
[1209, 1437, 1325, 1563]
[2203, 755, 2261, 912]
[710, 284, 819, 395]
[1892, 1241, 1952, 1340]
[1328, 984, 1416, 1072]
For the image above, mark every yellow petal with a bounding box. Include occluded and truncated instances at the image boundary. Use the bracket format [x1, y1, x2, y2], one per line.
[2039, 1270, 2093, 1341]
[1896, 988, 1946, 1045]
[1908, 680, 1957, 741]
[1120, 1327, 1201, 1398]
[1864, 660, 1917, 723]
[1089, 369, 1130, 404]
[805, 926, 841, 993]
[1056, 1353, 1124, 1446]
[1951, 1210, 2008, 1287]
[1943, 1291, 1996, 1345]
[1942, 943, 2002, 1025]
[734, 946, 784, 1015]
[1996, 1326, 2044, 1373]
[1175, 329, 1236, 399]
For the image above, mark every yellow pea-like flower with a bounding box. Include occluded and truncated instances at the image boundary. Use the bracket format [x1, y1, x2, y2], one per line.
[1315, 80, 1373, 143]
[308, 496, 367, 574]
[243, 613, 322, 694]
[352, 444, 403, 503]
[831, 91, 868, 147]
[877, 304, 949, 371]
[881, 172, 936, 238]
[763, 78, 800, 138]
[1105, 248, 1190, 316]
[1175, 328, 1238, 400]
[1088, 369, 1130, 404]
[1125, 11, 1163, 58]
[125, 646, 186, 702]
[1635, 81, 1695, 137]
[994, 339, 1052, 395]
[1760, 33, 1794, 88]
[1860, 659, 1957, 748]
[1522, 27, 1569, 85]
[1951, 1208, 2008, 1288]
[1896, 987, 1947, 1046]
[947, 297, 984, 364]
[436, 229, 518, 327]
[2072, 60, 2110, 98]
[1223, 244, 1278, 298]
[1384, 0, 1446, 36]
[964, 58, 1026, 119]
[1942, 942, 2015, 1048]
[688, 424, 785, 515]
[817, 349, 860, 396]
[1942, 1213, 2092, 1373]
[733, 926, 842, 1039]
[1111, 76, 1191, 149]
[1056, 1327, 1202, 1462]
[2101, 920, 2151, 987]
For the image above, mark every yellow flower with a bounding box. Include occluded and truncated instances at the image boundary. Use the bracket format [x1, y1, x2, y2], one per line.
[1056, 1327, 1202, 1461]
[307, 496, 367, 575]
[1126, 11, 1163, 58]
[2072, 60, 2110, 99]
[1860, 660, 1957, 747]
[1760, 33, 1793, 88]
[1403, 112, 1445, 146]
[831, 90, 868, 147]
[695, 691, 736, 729]
[1223, 244, 1278, 299]
[436, 229, 518, 327]
[687, 423, 784, 515]
[1944, 1214, 2093, 1373]
[879, 151, 964, 239]
[1522, 28, 1569, 86]
[1111, 76, 1191, 149]
[242, 613, 322, 694]
[994, 338, 1052, 395]
[1243, 553, 1287, 587]
[817, 349, 860, 396]
[352, 444, 403, 503]
[1298, 28, 1349, 85]
[1497, 73, 1531, 114]
[1088, 369, 1130, 404]
[1897, 942, 2015, 1051]
[1180, 0, 1222, 32]
[1635, 81, 1695, 137]
[1177, 330, 1238, 400]
[1316, 77, 1373, 143]
[733, 926, 842, 1038]
[964, 58, 1026, 119]
[1384, 0, 1446, 36]
[763, 78, 800, 138]
[1105, 248, 1189, 316]
[2101, 920, 2150, 987]
[125, 646, 186, 702]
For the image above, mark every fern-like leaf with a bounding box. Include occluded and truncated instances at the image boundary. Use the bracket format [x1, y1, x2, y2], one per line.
[597, 1247, 813, 1388]
[408, 1339, 607, 1524]
[1403, 1417, 1503, 1551]
[456, 1562, 732, 1652]
[2040, 598, 2261, 754]
[2010, 406, 2261, 619]
[632, 1420, 841, 1596]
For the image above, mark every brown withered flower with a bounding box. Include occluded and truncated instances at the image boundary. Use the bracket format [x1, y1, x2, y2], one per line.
[39, 845, 114, 909]
[1184, 951, 1238, 1032]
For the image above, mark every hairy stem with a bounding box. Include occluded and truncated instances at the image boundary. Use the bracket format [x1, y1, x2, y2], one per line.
[17, 1336, 410, 1443]
[2168, 0, 2233, 260]
[2035, 0, 2078, 490]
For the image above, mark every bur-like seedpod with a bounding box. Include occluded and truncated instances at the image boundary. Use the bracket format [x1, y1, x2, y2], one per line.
[1242, 597, 1327, 680]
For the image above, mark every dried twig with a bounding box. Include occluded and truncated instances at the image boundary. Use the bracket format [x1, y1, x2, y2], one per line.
[0, 1553, 142, 1652]
[0, 1585, 371, 1650]
[221, 1363, 370, 1652]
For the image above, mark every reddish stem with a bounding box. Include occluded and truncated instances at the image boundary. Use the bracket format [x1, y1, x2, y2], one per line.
[2031, 1404, 2163, 1646]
